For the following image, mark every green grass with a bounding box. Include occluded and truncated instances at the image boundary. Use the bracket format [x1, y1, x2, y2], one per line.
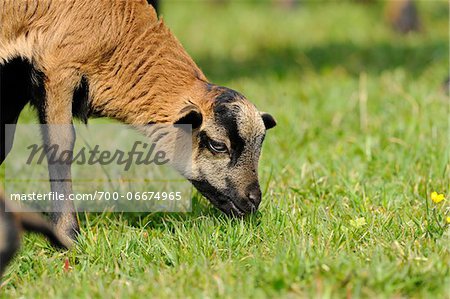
[1, 1, 449, 298]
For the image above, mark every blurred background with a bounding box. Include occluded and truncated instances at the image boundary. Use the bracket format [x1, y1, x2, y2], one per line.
[157, 0, 448, 187]
[3, 1, 449, 297]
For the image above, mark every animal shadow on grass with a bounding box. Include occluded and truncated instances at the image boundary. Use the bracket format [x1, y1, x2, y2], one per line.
[80, 194, 263, 235]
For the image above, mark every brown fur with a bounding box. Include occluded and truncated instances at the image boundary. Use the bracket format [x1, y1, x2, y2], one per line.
[0, 0, 211, 125]
[0, 0, 276, 239]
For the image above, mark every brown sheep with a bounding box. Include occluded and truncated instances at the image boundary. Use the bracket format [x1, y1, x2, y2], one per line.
[385, 0, 420, 34]
[0, 0, 276, 243]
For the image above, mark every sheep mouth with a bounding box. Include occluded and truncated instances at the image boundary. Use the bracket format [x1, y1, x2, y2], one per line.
[227, 200, 248, 217]
[211, 195, 252, 217]
[190, 179, 254, 217]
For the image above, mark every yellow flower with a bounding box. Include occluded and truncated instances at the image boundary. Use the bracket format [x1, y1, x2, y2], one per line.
[446, 217, 450, 224]
[350, 217, 367, 228]
[431, 192, 445, 204]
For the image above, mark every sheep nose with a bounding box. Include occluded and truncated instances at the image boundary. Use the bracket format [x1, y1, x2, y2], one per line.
[246, 183, 262, 211]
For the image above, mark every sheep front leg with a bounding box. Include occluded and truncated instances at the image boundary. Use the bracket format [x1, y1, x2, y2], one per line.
[38, 71, 80, 245]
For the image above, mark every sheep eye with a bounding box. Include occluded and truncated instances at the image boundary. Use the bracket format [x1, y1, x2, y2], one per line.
[207, 139, 228, 154]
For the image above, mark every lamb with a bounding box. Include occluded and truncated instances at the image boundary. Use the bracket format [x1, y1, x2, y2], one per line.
[0, 0, 276, 244]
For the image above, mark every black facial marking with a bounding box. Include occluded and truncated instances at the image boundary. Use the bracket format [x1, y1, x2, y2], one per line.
[214, 87, 243, 104]
[205, 83, 244, 103]
[190, 178, 256, 217]
[213, 101, 245, 166]
[190, 179, 228, 206]
[198, 131, 210, 151]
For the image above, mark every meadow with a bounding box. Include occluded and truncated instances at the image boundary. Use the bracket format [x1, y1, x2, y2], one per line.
[1, 1, 449, 298]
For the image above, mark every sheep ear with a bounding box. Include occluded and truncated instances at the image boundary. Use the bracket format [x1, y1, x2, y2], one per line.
[261, 112, 276, 130]
[174, 105, 203, 130]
